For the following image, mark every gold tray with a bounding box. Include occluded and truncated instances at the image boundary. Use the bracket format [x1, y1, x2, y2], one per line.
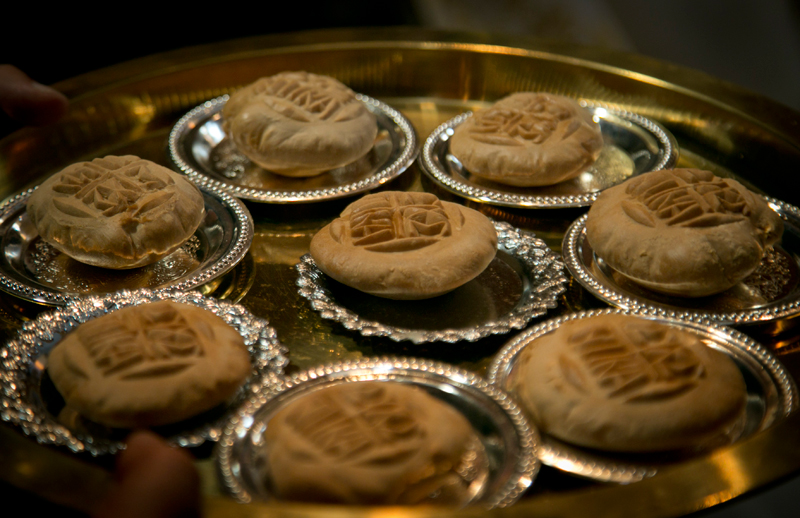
[2, 27, 800, 518]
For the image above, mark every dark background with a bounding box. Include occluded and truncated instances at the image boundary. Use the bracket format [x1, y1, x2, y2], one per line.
[3, 1, 800, 110]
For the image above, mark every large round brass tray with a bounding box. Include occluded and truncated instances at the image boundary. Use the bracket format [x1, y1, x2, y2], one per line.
[2, 28, 800, 518]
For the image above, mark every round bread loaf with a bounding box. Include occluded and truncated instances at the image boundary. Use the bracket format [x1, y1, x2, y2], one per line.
[309, 191, 498, 299]
[262, 381, 478, 505]
[449, 92, 603, 187]
[47, 301, 252, 428]
[222, 71, 378, 177]
[509, 314, 747, 452]
[585, 168, 784, 297]
[27, 155, 205, 269]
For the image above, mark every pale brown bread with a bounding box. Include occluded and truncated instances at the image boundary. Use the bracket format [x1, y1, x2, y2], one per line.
[509, 314, 747, 452]
[262, 381, 477, 505]
[47, 301, 252, 428]
[449, 92, 603, 187]
[585, 169, 784, 297]
[309, 191, 498, 299]
[223, 71, 378, 177]
[27, 155, 205, 269]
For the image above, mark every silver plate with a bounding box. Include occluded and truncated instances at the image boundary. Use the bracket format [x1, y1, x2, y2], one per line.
[563, 197, 800, 324]
[295, 221, 567, 343]
[0, 182, 253, 306]
[169, 94, 418, 203]
[0, 289, 289, 456]
[487, 309, 797, 483]
[420, 103, 678, 209]
[216, 357, 539, 509]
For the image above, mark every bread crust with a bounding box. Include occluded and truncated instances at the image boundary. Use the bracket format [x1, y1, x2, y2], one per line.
[585, 169, 784, 297]
[509, 314, 747, 452]
[47, 301, 251, 428]
[27, 155, 205, 269]
[309, 191, 497, 299]
[450, 92, 603, 187]
[263, 382, 476, 505]
[223, 71, 378, 177]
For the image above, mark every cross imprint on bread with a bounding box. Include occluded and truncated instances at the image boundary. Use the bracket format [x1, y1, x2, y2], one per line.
[252, 72, 360, 122]
[468, 94, 576, 146]
[77, 304, 205, 379]
[284, 384, 422, 463]
[621, 169, 752, 228]
[560, 320, 706, 402]
[50, 160, 175, 221]
[337, 192, 459, 252]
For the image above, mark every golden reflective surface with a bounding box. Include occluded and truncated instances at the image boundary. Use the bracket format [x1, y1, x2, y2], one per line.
[2, 27, 800, 517]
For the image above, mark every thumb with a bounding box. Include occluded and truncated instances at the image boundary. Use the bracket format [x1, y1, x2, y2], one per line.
[0, 64, 68, 126]
[93, 430, 202, 518]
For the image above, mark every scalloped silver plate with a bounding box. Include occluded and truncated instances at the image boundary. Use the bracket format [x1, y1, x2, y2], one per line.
[420, 103, 678, 209]
[295, 221, 567, 343]
[169, 94, 418, 203]
[487, 309, 797, 483]
[0, 182, 253, 306]
[0, 289, 289, 455]
[563, 197, 800, 324]
[216, 357, 539, 509]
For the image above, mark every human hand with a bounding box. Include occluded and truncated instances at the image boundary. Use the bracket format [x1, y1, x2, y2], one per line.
[93, 430, 202, 518]
[0, 64, 68, 126]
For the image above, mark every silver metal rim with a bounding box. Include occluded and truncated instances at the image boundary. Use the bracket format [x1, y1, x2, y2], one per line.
[169, 94, 419, 203]
[295, 221, 567, 343]
[0, 289, 288, 455]
[562, 197, 800, 324]
[420, 102, 678, 208]
[0, 183, 253, 306]
[216, 356, 540, 509]
[487, 308, 797, 483]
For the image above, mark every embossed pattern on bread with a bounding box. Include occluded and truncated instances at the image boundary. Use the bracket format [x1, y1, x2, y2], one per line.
[309, 191, 498, 299]
[449, 92, 603, 187]
[27, 155, 205, 269]
[263, 382, 476, 505]
[585, 169, 784, 297]
[47, 301, 251, 428]
[510, 314, 747, 452]
[223, 71, 378, 177]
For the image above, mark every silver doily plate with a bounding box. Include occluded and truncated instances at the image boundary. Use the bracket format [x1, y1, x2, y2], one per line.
[0, 289, 289, 455]
[216, 357, 539, 509]
[295, 221, 567, 343]
[487, 309, 797, 483]
[169, 94, 418, 203]
[420, 103, 678, 208]
[563, 197, 800, 324]
[0, 182, 253, 306]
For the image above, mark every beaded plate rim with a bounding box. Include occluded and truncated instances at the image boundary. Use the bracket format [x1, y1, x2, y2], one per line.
[487, 308, 797, 483]
[0, 182, 254, 306]
[419, 102, 678, 209]
[216, 356, 540, 509]
[0, 289, 289, 456]
[169, 94, 419, 204]
[295, 221, 568, 344]
[562, 197, 800, 324]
